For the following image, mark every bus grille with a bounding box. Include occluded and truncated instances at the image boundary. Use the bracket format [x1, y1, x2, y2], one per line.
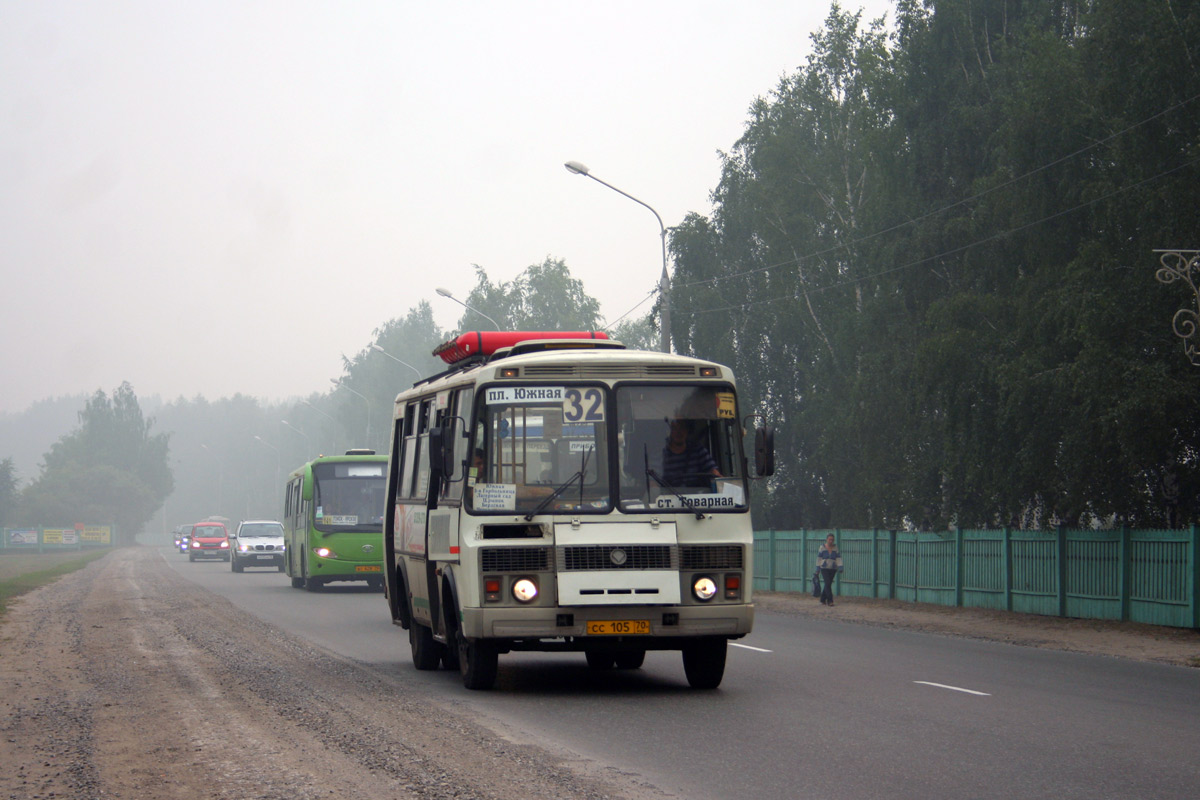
[481, 546, 552, 573]
[558, 545, 678, 571]
[680, 544, 744, 570]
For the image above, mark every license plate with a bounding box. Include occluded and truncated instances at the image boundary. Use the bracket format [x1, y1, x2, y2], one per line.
[355, 565, 382, 573]
[586, 620, 650, 635]
[256, 555, 273, 560]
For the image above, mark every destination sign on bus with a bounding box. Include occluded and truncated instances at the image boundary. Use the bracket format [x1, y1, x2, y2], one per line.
[485, 387, 566, 404]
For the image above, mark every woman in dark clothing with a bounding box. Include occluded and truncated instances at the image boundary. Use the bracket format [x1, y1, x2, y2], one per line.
[816, 534, 843, 606]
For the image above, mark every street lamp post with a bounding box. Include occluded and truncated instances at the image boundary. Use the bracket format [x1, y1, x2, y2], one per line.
[331, 379, 370, 448]
[370, 344, 422, 379]
[299, 400, 339, 453]
[253, 435, 281, 514]
[564, 160, 671, 353]
[280, 419, 311, 458]
[436, 287, 502, 331]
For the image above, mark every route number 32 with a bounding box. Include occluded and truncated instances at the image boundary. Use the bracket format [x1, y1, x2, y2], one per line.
[563, 388, 604, 422]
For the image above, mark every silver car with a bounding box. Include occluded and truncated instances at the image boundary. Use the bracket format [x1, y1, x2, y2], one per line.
[230, 520, 286, 573]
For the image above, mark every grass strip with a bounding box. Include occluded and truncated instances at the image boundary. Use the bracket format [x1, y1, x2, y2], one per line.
[0, 549, 112, 618]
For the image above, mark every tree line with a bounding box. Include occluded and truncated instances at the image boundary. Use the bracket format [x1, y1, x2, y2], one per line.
[669, 0, 1200, 529]
[3, 1, 1197, 536]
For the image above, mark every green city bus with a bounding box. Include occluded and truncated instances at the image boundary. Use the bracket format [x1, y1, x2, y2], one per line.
[283, 449, 388, 591]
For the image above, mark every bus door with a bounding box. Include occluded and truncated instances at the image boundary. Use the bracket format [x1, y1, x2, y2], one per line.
[426, 388, 473, 629]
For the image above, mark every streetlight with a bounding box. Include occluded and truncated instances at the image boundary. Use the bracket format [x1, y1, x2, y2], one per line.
[253, 435, 282, 514]
[280, 419, 311, 455]
[564, 160, 671, 353]
[331, 379, 370, 447]
[436, 286, 502, 331]
[370, 344, 422, 379]
[299, 400, 339, 453]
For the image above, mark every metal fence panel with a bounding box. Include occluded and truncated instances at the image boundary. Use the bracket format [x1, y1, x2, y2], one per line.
[753, 525, 1199, 630]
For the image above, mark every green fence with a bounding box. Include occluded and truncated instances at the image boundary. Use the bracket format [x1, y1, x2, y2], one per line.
[1, 525, 116, 553]
[754, 526, 1200, 629]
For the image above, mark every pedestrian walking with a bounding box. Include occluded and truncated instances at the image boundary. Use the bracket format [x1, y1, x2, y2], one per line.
[816, 533, 842, 606]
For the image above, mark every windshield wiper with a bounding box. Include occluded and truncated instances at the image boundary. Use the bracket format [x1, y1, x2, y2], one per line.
[524, 446, 594, 521]
[644, 445, 704, 520]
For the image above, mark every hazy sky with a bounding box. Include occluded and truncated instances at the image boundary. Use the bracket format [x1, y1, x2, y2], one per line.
[1, 0, 892, 414]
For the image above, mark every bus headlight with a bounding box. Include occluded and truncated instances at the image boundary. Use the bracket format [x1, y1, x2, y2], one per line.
[692, 576, 718, 602]
[511, 578, 538, 603]
[313, 547, 335, 559]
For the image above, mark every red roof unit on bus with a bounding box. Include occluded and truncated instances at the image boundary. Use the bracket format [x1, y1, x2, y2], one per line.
[433, 331, 610, 364]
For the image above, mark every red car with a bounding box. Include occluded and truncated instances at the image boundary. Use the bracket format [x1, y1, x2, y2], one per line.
[187, 522, 231, 562]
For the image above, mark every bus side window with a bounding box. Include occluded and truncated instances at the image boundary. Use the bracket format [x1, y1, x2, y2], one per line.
[443, 387, 474, 501]
[414, 398, 432, 499]
[399, 402, 418, 499]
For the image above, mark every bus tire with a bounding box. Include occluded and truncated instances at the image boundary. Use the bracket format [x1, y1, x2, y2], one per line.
[290, 575, 305, 588]
[682, 638, 727, 690]
[585, 651, 615, 670]
[614, 649, 646, 670]
[409, 622, 442, 671]
[456, 626, 498, 690]
[305, 577, 323, 592]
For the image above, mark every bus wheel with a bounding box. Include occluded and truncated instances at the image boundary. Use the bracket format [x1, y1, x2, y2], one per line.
[305, 577, 323, 592]
[682, 638, 727, 690]
[290, 575, 305, 588]
[585, 651, 615, 670]
[614, 649, 646, 670]
[456, 627, 498, 690]
[439, 605, 460, 671]
[409, 622, 442, 671]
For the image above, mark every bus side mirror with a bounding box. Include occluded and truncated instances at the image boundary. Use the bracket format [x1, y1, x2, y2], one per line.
[754, 426, 775, 477]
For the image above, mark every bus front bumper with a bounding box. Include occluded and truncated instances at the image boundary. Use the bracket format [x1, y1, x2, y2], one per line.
[459, 603, 754, 646]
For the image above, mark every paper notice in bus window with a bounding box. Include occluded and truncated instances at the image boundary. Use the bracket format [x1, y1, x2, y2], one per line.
[474, 483, 517, 511]
[716, 392, 736, 419]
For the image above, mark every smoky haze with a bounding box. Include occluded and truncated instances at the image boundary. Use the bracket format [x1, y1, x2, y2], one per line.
[0, 1, 893, 415]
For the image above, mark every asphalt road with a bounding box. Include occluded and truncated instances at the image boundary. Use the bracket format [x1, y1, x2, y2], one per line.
[164, 548, 1200, 800]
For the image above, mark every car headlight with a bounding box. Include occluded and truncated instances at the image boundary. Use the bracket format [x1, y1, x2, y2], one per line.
[692, 576, 718, 602]
[239, 544, 250, 552]
[220, 541, 229, 548]
[511, 578, 538, 603]
[191, 540, 199, 548]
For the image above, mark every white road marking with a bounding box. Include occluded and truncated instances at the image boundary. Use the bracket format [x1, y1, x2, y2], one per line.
[914, 681, 991, 696]
[731, 642, 773, 653]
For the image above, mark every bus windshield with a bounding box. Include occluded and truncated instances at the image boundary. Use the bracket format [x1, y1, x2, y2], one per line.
[616, 384, 747, 513]
[312, 462, 386, 532]
[469, 386, 611, 515]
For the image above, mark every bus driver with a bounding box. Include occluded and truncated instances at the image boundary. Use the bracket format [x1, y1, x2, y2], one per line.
[662, 419, 721, 487]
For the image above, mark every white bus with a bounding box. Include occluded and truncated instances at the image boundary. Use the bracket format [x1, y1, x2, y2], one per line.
[383, 331, 774, 689]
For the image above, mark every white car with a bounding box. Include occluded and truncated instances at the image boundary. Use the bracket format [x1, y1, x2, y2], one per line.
[230, 520, 286, 573]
